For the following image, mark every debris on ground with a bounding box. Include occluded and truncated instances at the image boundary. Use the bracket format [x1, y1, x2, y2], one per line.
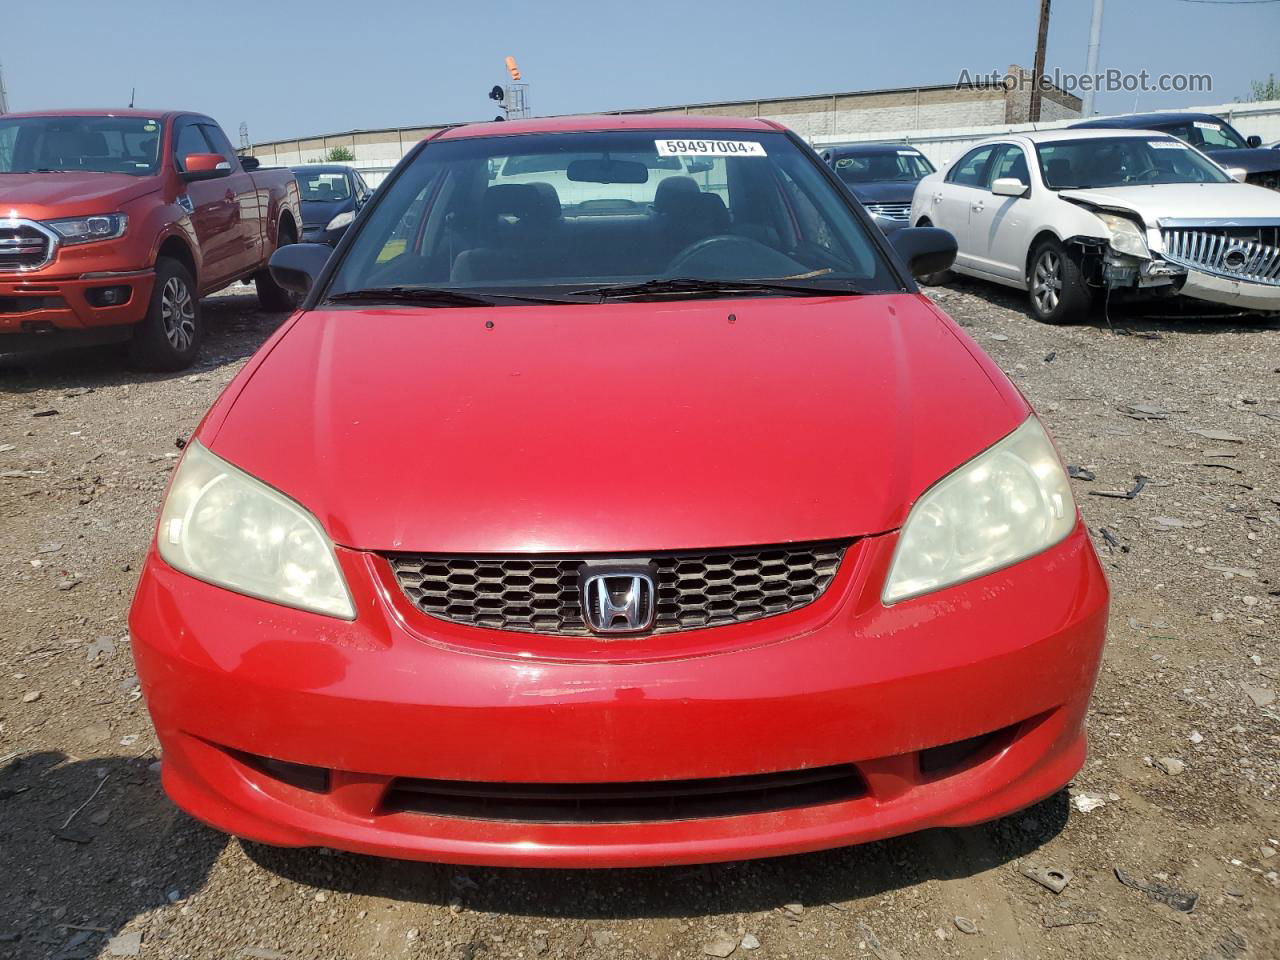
[1114, 868, 1200, 912]
[1022, 862, 1073, 894]
[1155, 757, 1186, 776]
[701, 930, 738, 957]
[954, 917, 979, 935]
[1067, 464, 1095, 481]
[856, 923, 903, 960]
[1090, 475, 1148, 499]
[1042, 906, 1101, 929]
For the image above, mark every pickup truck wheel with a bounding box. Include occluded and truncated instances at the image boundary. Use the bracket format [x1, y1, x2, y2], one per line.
[255, 225, 299, 312]
[1028, 239, 1091, 324]
[913, 218, 954, 286]
[128, 258, 202, 371]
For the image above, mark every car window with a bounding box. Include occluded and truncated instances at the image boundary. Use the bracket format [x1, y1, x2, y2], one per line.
[198, 123, 238, 165]
[330, 129, 898, 297]
[174, 123, 210, 170]
[834, 151, 933, 184]
[1037, 136, 1232, 189]
[989, 145, 1030, 187]
[947, 146, 996, 187]
[295, 170, 353, 201]
[0, 114, 163, 176]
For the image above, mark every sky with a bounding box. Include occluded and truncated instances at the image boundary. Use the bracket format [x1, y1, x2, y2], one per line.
[5, 0, 1278, 145]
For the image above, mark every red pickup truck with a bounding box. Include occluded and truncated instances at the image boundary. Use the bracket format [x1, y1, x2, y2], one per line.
[0, 109, 302, 369]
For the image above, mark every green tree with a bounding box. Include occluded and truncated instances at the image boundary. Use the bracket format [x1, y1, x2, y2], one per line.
[1250, 74, 1280, 102]
[325, 146, 355, 162]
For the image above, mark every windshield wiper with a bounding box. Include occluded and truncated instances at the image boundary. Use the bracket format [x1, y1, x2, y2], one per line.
[324, 286, 579, 307]
[570, 277, 864, 301]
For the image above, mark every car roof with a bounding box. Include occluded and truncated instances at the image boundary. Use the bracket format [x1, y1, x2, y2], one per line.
[824, 142, 923, 156]
[1, 107, 179, 121]
[976, 128, 1185, 146]
[436, 113, 782, 141]
[1072, 111, 1226, 129]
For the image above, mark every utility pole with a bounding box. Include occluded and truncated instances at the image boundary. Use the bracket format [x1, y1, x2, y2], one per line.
[1029, 0, 1052, 122]
[1082, 0, 1105, 116]
[0, 61, 9, 114]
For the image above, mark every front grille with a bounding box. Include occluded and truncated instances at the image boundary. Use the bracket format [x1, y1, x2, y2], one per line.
[381, 764, 866, 823]
[387, 541, 848, 636]
[0, 220, 55, 272]
[1160, 223, 1280, 286]
[864, 202, 912, 222]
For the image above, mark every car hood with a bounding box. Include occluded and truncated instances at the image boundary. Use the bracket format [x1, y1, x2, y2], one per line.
[300, 197, 354, 228]
[0, 172, 160, 219]
[1200, 147, 1280, 174]
[207, 295, 1027, 553]
[1059, 181, 1280, 224]
[843, 180, 921, 204]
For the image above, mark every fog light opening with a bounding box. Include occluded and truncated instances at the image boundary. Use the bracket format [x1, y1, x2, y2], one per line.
[86, 285, 132, 308]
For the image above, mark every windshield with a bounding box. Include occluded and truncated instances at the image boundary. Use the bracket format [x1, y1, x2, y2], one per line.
[1154, 118, 1248, 152]
[0, 115, 163, 176]
[834, 150, 934, 184]
[1037, 136, 1232, 189]
[327, 129, 898, 300]
[294, 170, 352, 201]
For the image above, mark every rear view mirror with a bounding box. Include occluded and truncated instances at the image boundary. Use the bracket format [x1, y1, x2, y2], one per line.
[269, 243, 332, 295]
[685, 158, 714, 174]
[889, 226, 957, 281]
[566, 158, 648, 184]
[1247, 135, 1262, 148]
[182, 153, 231, 182]
[991, 177, 1028, 198]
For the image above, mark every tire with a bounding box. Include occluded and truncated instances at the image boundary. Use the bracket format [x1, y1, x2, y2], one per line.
[255, 222, 299, 312]
[128, 258, 202, 371]
[913, 218, 954, 286]
[1028, 238, 1091, 324]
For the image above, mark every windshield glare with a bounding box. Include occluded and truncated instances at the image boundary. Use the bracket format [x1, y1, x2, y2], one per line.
[834, 151, 933, 184]
[1037, 137, 1232, 189]
[327, 129, 898, 299]
[0, 115, 163, 176]
[295, 170, 352, 201]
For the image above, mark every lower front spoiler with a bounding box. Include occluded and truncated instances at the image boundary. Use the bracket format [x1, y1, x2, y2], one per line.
[157, 699, 1087, 868]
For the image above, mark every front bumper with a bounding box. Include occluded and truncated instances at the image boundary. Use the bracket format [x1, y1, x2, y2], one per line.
[0, 269, 154, 335]
[302, 224, 347, 247]
[129, 523, 1109, 867]
[1179, 268, 1280, 311]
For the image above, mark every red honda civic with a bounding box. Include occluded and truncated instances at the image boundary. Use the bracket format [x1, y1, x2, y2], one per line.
[129, 115, 1108, 867]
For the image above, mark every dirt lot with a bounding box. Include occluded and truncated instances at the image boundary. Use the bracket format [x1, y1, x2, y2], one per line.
[1, 284, 1278, 960]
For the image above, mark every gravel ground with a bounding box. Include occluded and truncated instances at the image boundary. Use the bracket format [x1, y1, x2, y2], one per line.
[1, 283, 1277, 960]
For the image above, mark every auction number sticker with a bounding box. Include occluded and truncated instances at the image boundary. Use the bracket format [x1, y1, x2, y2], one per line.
[1193, 121, 1220, 130]
[1149, 140, 1188, 149]
[656, 139, 767, 157]
[897, 149, 921, 156]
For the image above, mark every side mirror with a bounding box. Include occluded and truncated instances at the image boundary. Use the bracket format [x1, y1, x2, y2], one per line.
[182, 153, 231, 182]
[1247, 135, 1262, 149]
[889, 226, 957, 281]
[268, 243, 332, 295]
[239, 155, 261, 172]
[991, 177, 1028, 198]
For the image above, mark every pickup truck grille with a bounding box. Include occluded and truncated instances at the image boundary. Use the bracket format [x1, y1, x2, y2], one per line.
[864, 202, 912, 222]
[1160, 224, 1280, 286]
[0, 220, 56, 272]
[386, 541, 848, 636]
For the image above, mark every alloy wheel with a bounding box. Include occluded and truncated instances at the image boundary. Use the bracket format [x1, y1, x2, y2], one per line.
[161, 276, 196, 351]
[1032, 250, 1062, 315]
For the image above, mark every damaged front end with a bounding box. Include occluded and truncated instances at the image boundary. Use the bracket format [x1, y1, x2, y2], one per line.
[1065, 203, 1280, 313]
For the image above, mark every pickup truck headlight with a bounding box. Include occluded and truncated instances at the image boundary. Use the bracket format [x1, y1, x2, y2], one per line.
[157, 440, 355, 619]
[1096, 212, 1150, 259]
[44, 214, 129, 244]
[882, 417, 1076, 604]
[325, 210, 355, 232]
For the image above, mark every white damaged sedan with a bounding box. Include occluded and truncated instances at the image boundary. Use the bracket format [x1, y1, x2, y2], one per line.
[911, 128, 1280, 322]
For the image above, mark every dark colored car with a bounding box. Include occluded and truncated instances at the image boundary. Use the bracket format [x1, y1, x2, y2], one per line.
[819, 143, 936, 229]
[291, 164, 372, 245]
[1071, 112, 1280, 191]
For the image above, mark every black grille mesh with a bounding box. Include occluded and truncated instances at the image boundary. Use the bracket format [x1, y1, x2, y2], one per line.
[386, 541, 848, 636]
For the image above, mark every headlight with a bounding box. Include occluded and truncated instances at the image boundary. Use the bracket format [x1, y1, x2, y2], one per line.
[43, 213, 128, 244]
[882, 417, 1075, 604]
[1096, 212, 1149, 259]
[157, 440, 354, 619]
[325, 210, 355, 231]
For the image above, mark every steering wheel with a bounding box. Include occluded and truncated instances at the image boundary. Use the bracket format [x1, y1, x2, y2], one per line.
[666, 234, 767, 274]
